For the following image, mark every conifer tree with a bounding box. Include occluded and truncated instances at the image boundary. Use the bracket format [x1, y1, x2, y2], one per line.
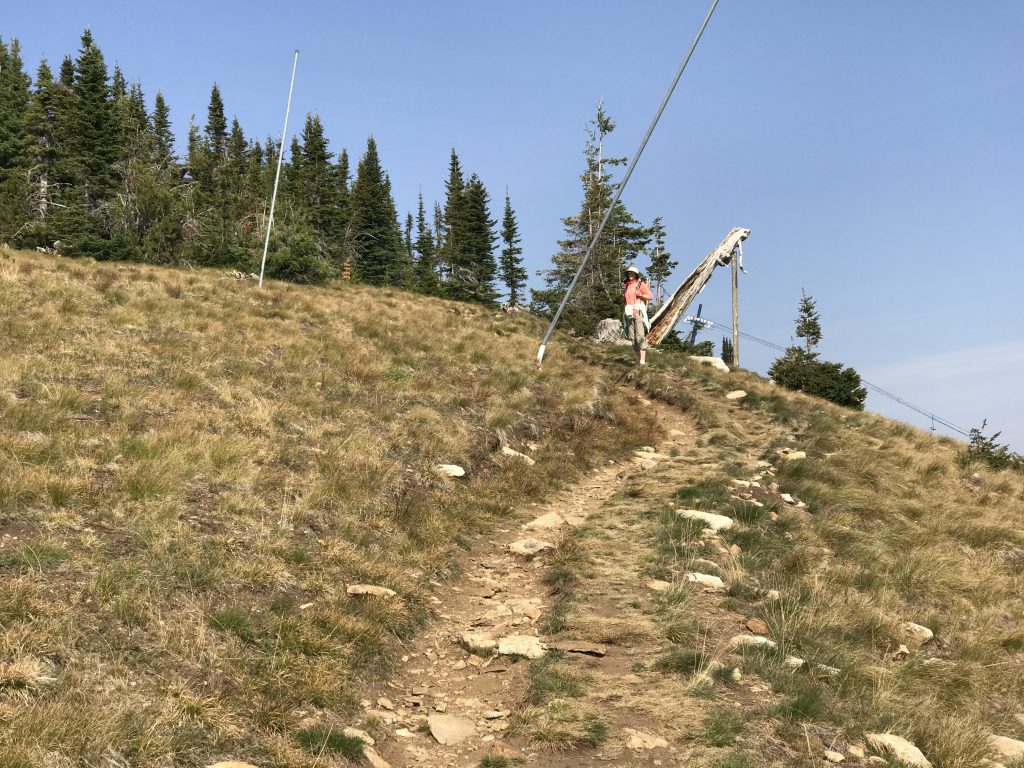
[348, 136, 405, 285]
[795, 288, 822, 354]
[151, 91, 174, 165]
[205, 83, 228, 158]
[404, 212, 414, 266]
[647, 216, 676, 306]
[336, 148, 350, 222]
[413, 192, 438, 294]
[111, 64, 127, 100]
[448, 173, 497, 304]
[0, 37, 30, 178]
[439, 149, 465, 284]
[721, 336, 734, 366]
[499, 190, 527, 305]
[22, 59, 57, 225]
[534, 104, 650, 332]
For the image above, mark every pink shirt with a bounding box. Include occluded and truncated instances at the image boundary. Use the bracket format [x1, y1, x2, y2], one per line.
[624, 279, 652, 316]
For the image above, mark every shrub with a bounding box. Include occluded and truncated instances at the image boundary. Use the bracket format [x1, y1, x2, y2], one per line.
[957, 420, 1023, 473]
[769, 348, 866, 410]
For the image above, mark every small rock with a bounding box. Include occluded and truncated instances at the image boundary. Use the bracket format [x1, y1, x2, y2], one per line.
[394, 728, 416, 738]
[641, 459, 657, 470]
[377, 697, 395, 711]
[888, 644, 911, 662]
[849, 746, 866, 758]
[729, 634, 777, 650]
[646, 579, 672, 592]
[780, 493, 796, 504]
[686, 572, 725, 590]
[900, 622, 935, 646]
[625, 727, 669, 749]
[782, 451, 807, 461]
[725, 390, 747, 400]
[730, 667, 743, 682]
[497, 635, 545, 659]
[784, 656, 806, 669]
[824, 751, 845, 763]
[729, 544, 742, 556]
[546, 640, 608, 657]
[678, 509, 734, 531]
[746, 618, 769, 635]
[508, 538, 553, 556]
[437, 464, 466, 477]
[459, 631, 497, 653]
[989, 735, 1024, 761]
[524, 512, 564, 530]
[865, 733, 932, 768]
[347, 584, 397, 598]
[428, 714, 476, 745]
[765, 589, 781, 601]
[732, 479, 752, 488]
[363, 747, 391, 768]
[500, 445, 536, 466]
[342, 726, 375, 746]
[689, 355, 730, 373]
[483, 710, 507, 720]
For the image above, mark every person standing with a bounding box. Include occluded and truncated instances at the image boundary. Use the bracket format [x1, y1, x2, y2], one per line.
[623, 265, 653, 365]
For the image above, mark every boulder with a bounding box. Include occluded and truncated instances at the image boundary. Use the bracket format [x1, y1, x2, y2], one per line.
[460, 631, 497, 653]
[347, 584, 397, 598]
[725, 390, 747, 400]
[689, 355, 730, 373]
[678, 509, 734, 531]
[593, 318, 630, 345]
[865, 733, 932, 768]
[500, 446, 535, 466]
[428, 714, 476, 745]
[497, 634, 545, 659]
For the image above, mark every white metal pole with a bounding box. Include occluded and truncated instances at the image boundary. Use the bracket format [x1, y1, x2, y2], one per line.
[258, 49, 299, 289]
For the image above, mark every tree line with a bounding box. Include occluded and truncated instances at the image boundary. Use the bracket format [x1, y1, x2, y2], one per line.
[0, 31, 529, 303]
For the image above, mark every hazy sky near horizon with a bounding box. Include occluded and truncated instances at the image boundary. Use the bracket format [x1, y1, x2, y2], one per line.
[6, 1, 1023, 447]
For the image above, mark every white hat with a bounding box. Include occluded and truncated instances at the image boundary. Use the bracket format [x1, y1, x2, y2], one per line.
[625, 265, 639, 274]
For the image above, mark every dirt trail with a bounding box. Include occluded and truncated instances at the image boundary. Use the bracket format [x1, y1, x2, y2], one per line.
[361, 390, 788, 768]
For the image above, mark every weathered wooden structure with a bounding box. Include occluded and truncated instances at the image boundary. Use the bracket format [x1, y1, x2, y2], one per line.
[645, 227, 750, 345]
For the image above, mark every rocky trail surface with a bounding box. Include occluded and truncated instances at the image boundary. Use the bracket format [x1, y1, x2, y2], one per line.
[332, 383, 972, 768]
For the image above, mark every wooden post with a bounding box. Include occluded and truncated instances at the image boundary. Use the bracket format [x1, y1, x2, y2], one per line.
[731, 250, 740, 368]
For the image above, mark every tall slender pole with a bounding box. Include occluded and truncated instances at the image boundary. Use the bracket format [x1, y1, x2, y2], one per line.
[258, 49, 299, 289]
[731, 251, 740, 369]
[536, 0, 720, 365]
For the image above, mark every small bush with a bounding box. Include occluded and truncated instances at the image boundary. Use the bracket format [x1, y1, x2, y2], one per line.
[769, 348, 866, 410]
[957, 420, 1023, 473]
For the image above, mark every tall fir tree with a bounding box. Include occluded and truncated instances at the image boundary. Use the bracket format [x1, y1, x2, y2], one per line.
[533, 104, 650, 333]
[404, 212, 414, 266]
[0, 38, 31, 239]
[348, 136, 405, 286]
[150, 91, 174, 165]
[448, 173, 497, 304]
[499, 190, 527, 305]
[439, 148, 465, 285]
[21, 59, 58, 226]
[795, 288, 822, 354]
[646, 216, 676, 306]
[413, 192, 438, 294]
[205, 83, 228, 158]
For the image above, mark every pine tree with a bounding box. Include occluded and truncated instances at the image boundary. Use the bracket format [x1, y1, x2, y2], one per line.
[647, 216, 676, 306]
[795, 288, 822, 354]
[413, 192, 437, 294]
[439, 149, 465, 284]
[22, 59, 57, 225]
[499, 190, 527, 305]
[404, 212, 414, 266]
[448, 173, 498, 304]
[151, 91, 174, 165]
[348, 136, 405, 286]
[111, 64, 127, 100]
[721, 336, 734, 366]
[0, 38, 31, 240]
[534, 104, 650, 333]
[205, 83, 228, 158]
[296, 113, 341, 252]
[0, 37, 31, 178]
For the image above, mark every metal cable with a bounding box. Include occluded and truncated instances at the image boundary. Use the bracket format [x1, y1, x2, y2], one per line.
[536, 0, 721, 365]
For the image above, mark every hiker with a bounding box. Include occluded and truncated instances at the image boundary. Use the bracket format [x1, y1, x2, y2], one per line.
[623, 265, 653, 365]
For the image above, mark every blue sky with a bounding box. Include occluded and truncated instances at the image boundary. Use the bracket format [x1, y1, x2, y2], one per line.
[6, 1, 1023, 447]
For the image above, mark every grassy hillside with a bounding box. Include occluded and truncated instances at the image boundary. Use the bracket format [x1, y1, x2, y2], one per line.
[576, 342, 1024, 767]
[0, 248, 655, 767]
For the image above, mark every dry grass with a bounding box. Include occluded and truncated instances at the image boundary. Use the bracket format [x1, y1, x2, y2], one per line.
[0, 247, 654, 766]
[613, 345, 1024, 767]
